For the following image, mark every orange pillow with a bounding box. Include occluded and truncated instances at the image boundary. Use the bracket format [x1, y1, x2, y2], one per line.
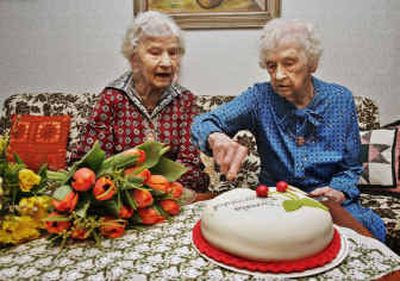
[7, 115, 71, 171]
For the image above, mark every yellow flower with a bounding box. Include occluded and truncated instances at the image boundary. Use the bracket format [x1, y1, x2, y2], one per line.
[18, 169, 41, 192]
[0, 135, 8, 155]
[0, 215, 41, 245]
[18, 196, 51, 228]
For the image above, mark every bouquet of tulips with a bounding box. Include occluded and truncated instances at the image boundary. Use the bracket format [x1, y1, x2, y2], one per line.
[45, 141, 187, 245]
[0, 134, 51, 246]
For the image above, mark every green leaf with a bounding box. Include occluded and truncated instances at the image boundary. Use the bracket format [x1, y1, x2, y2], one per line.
[137, 141, 168, 169]
[282, 199, 302, 212]
[300, 197, 329, 212]
[150, 157, 188, 182]
[75, 199, 91, 218]
[79, 141, 106, 172]
[52, 185, 73, 201]
[124, 189, 137, 210]
[103, 200, 120, 217]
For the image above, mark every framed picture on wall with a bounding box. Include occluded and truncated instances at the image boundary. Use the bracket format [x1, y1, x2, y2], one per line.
[133, 0, 281, 29]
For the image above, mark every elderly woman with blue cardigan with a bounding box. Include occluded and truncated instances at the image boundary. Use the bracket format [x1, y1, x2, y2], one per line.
[191, 18, 386, 241]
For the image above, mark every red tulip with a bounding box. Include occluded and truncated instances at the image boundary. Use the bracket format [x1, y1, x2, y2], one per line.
[160, 199, 180, 216]
[138, 207, 165, 225]
[118, 205, 134, 219]
[124, 167, 151, 183]
[71, 167, 96, 191]
[52, 190, 79, 213]
[169, 182, 184, 198]
[93, 176, 117, 201]
[146, 175, 170, 193]
[99, 217, 126, 238]
[122, 148, 146, 165]
[132, 189, 154, 208]
[45, 212, 71, 234]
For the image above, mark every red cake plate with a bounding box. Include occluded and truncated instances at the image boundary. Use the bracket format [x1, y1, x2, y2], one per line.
[192, 220, 349, 278]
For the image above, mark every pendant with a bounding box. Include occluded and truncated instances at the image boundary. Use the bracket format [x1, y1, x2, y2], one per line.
[296, 136, 305, 146]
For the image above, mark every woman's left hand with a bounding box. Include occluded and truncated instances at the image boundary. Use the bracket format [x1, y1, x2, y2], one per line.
[309, 187, 346, 204]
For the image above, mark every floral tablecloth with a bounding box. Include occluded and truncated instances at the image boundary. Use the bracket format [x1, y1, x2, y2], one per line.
[0, 202, 399, 281]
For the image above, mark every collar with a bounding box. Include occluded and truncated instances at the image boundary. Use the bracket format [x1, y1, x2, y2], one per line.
[106, 71, 188, 120]
[273, 76, 325, 135]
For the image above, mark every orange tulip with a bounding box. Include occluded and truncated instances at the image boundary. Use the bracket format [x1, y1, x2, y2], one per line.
[146, 175, 170, 193]
[118, 205, 134, 219]
[138, 207, 165, 225]
[124, 167, 151, 183]
[45, 212, 71, 234]
[71, 167, 96, 191]
[122, 148, 146, 165]
[160, 199, 181, 216]
[169, 182, 184, 198]
[132, 189, 153, 208]
[71, 226, 90, 240]
[99, 217, 126, 238]
[52, 191, 79, 213]
[93, 177, 117, 201]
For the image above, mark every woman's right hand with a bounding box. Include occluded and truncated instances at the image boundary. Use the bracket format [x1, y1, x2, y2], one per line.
[208, 132, 248, 181]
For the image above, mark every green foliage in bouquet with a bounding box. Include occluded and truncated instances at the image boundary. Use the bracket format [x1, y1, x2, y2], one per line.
[0, 134, 51, 245]
[46, 141, 188, 246]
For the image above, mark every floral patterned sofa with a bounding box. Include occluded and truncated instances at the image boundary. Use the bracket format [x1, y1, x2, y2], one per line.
[0, 92, 399, 254]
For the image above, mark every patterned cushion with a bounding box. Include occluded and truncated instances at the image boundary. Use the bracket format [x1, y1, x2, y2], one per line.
[360, 193, 400, 254]
[7, 115, 71, 171]
[0, 92, 99, 165]
[359, 128, 400, 187]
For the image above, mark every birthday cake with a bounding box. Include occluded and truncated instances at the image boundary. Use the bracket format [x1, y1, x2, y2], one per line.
[200, 186, 334, 262]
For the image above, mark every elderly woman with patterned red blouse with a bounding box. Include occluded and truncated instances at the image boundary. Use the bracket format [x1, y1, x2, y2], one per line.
[73, 11, 209, 192]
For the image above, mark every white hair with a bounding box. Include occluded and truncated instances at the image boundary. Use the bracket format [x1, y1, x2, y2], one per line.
[259, 18, 322, 69]
[121, 11, 185, 60]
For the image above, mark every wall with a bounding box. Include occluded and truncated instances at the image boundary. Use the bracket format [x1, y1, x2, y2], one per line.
[0, 0, 399, 124]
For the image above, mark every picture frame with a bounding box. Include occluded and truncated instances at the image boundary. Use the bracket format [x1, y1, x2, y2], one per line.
[133, 0, 281, 29]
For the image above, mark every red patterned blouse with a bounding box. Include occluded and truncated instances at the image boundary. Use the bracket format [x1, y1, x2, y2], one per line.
[73, 72, 209, 192]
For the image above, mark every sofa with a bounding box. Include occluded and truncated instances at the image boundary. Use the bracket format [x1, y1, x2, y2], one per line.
[0, 92, 399, 254]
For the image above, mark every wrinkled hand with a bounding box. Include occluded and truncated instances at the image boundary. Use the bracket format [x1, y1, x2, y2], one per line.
[309, 186, 346, 204]
[208, 132, 248, 181]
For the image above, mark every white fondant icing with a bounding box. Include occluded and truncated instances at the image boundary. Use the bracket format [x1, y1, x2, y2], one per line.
[201, 188, 334, 261]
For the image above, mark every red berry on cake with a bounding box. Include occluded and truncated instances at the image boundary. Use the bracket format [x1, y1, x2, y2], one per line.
[256, 185, 269, 197]
[276, 181, 288, 192]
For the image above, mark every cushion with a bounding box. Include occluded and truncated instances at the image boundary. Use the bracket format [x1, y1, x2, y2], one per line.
[6, 115, 71, 171]
[358, 128, 400, 195]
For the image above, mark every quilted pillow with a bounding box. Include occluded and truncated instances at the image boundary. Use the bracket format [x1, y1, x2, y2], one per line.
[6, 115, 71, 171]
[358, 128, 400, 191]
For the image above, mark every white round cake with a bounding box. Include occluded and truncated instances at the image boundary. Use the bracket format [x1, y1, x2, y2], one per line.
[201, 187, 334, 261]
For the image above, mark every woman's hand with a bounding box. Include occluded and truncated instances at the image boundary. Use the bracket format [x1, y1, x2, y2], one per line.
[208, 132, 248, 181]
[309, 186, 346, 204]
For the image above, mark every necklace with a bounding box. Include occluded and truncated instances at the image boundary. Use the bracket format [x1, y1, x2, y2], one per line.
[286, 118, 316, 147]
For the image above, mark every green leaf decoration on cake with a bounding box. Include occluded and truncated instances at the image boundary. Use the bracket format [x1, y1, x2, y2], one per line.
[282, 199, 302, 212]
[283, 197, 328, 212]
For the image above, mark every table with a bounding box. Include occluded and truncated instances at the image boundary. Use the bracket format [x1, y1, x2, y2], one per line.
[0, 196, 399, 280]
[323, 200, 400, 281]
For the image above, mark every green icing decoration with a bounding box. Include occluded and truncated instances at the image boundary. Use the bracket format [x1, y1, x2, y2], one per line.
[282, 197, 329, 212]
[282, 200, 302, 212]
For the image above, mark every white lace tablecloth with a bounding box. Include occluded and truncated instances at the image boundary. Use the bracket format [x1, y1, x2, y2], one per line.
[0, 202, 399, 281]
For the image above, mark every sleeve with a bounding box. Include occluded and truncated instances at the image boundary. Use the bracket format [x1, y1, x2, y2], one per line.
[175, 94, 210, 192]
[191, 85, 260, 156]
[71, 89, 116, 163]
[329, 93, 363, 202]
